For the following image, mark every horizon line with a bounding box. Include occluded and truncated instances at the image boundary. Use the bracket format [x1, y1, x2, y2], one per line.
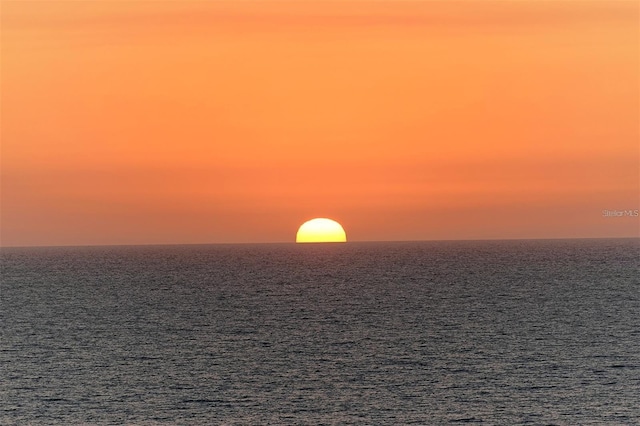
[1, 236, 638, 250]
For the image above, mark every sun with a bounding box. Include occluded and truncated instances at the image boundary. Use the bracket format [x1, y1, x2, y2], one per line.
[296, 218, 347, 243]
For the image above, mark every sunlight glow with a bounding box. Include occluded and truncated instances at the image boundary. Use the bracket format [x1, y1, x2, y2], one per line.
[296, 218, 347, 243]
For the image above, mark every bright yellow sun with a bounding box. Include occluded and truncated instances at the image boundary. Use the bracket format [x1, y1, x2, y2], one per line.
[296, 218, 347, 243]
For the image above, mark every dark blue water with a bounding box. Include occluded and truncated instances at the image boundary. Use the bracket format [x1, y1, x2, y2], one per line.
[1, 239, 639, 424]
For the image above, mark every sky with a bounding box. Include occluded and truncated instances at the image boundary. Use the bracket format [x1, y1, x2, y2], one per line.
[1, 0, 639, 246]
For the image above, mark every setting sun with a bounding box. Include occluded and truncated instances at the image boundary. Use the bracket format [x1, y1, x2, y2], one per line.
[296, 218, 347, 243]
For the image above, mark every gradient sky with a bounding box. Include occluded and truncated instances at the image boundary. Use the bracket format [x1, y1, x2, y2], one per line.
[2, 0, 639, 246]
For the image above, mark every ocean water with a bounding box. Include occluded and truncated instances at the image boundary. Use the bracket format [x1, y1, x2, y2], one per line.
[1, 239, 639, 425]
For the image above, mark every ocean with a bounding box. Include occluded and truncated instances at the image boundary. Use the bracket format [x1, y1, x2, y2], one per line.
[1, 239, 639, 425]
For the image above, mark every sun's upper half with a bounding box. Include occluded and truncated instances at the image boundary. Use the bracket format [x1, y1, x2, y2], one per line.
[296, 218, 346, 243]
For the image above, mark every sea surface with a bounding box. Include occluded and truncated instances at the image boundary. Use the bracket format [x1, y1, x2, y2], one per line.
[1, 239, 639, 425]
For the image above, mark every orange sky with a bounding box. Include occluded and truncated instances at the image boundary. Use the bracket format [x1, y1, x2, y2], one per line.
[2, 0, 638, 246]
